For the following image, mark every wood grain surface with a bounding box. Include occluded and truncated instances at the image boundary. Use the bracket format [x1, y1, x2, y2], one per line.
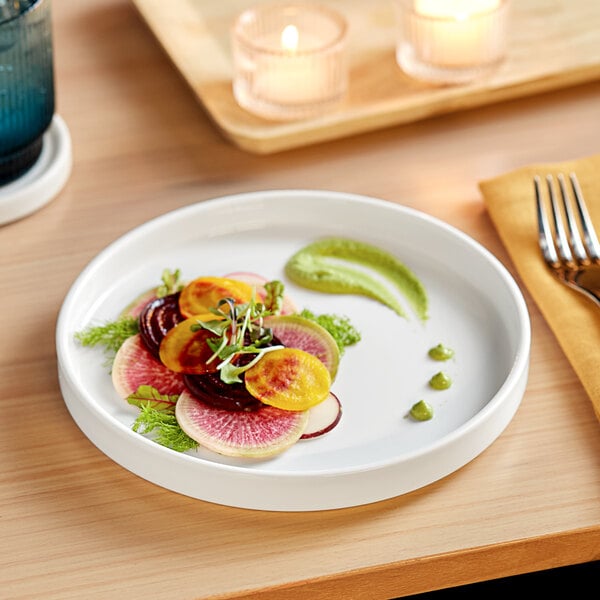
[1, 1, 599, 599]
[130, 0, 600, 153]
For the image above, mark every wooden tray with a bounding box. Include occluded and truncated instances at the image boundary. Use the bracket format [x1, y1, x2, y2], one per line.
[131, 0, 600, 154]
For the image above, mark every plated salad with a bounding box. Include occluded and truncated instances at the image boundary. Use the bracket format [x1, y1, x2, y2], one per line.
[76, 269, 360, 459]
[75, 236, 452, 460]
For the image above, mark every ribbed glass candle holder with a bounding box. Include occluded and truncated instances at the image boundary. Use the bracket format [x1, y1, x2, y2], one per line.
[0, 0, 55, 184]
[395, 0, 509, 84]
[232, 3, 348, 121]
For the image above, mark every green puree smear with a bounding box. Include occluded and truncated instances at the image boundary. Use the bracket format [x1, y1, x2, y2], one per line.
[285, 238, 428, 320]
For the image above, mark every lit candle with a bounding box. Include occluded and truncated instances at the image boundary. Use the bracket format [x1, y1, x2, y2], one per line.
[395, 0, 509, 83]
[253, 24, 330, 105]
[415, 0, 502, 67]
[416, 0, 500, 19]
[232, 3, 348, 120]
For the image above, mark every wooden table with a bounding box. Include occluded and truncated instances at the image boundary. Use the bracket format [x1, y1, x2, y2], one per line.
[2, 1, 599, 598]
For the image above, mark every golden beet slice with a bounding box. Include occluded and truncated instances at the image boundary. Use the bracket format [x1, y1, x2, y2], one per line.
[244, 348, 331, 411]
[159, 316, 218, 374]
[179, 276, 253, 319]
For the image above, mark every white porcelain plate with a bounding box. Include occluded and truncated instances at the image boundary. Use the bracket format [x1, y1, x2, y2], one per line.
[56, 191, 530, 511]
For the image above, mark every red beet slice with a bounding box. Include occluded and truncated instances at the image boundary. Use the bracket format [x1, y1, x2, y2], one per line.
[183, 371, 263, 412]
[138, 291, 184, 358]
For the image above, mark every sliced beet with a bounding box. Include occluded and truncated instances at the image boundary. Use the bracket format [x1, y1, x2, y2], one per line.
[181, 336, 281, 412]
[183, 372, 263, 412]
[178, 276, 253, 319]
[158, 316, 219, 375]
[244, 348, 331, 411]
[139, 291, 184, 358]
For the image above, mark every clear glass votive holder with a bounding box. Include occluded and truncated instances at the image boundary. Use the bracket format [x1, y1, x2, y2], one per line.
[231, 2, 348, 121]
[0, 0, 55, 184]
[395, 0, 509, 84]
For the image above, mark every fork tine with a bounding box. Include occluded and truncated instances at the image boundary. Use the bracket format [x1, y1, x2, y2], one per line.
[546, 174, 573, 264]
[557, 173, 587, 263]
[535, 173, 600, 309]
[569, 173, 600, 262]
[534, 175, 559, 266]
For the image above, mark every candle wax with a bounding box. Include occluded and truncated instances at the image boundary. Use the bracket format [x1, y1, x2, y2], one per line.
[415, 0, 500, 19]
[254, 32, 330, 105]
[413, 0, 504, 67]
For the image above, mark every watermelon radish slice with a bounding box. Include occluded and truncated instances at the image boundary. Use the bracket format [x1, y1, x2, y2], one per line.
[120, 288, 157, 319]
[301, 392, 342, 439]
[175, 389, 308, 458]
[112, 334, 186, 399]
[263, 314, 340, 380]
[224, 271, 298, 315]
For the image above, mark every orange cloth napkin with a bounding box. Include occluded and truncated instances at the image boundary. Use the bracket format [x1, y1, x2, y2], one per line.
[479, 153, 600, 420]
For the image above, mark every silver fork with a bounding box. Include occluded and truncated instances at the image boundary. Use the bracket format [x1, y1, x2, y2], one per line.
[534, 172, 600, 308]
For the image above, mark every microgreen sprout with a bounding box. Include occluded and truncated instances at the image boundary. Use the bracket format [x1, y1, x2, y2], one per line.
[189, 282, 286, 384]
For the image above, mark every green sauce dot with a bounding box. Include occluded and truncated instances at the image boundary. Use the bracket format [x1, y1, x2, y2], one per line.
[428, 343, 454, 361]
[409, 400, 434, 421]
[429, 371, 452, 390]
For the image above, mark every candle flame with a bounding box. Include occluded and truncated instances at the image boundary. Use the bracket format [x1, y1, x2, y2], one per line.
[280, 24, 299, 52]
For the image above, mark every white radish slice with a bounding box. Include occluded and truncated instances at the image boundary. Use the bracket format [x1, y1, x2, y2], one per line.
[301, 392, 342, 439]
[176, 390, 309, 458]
[223, 271, 298, 314]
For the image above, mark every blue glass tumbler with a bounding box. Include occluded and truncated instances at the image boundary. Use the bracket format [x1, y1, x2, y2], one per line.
[0, 0, 55, 184]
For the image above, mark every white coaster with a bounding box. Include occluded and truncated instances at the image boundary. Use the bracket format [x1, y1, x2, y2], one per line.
[0, 114, 72, 226]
